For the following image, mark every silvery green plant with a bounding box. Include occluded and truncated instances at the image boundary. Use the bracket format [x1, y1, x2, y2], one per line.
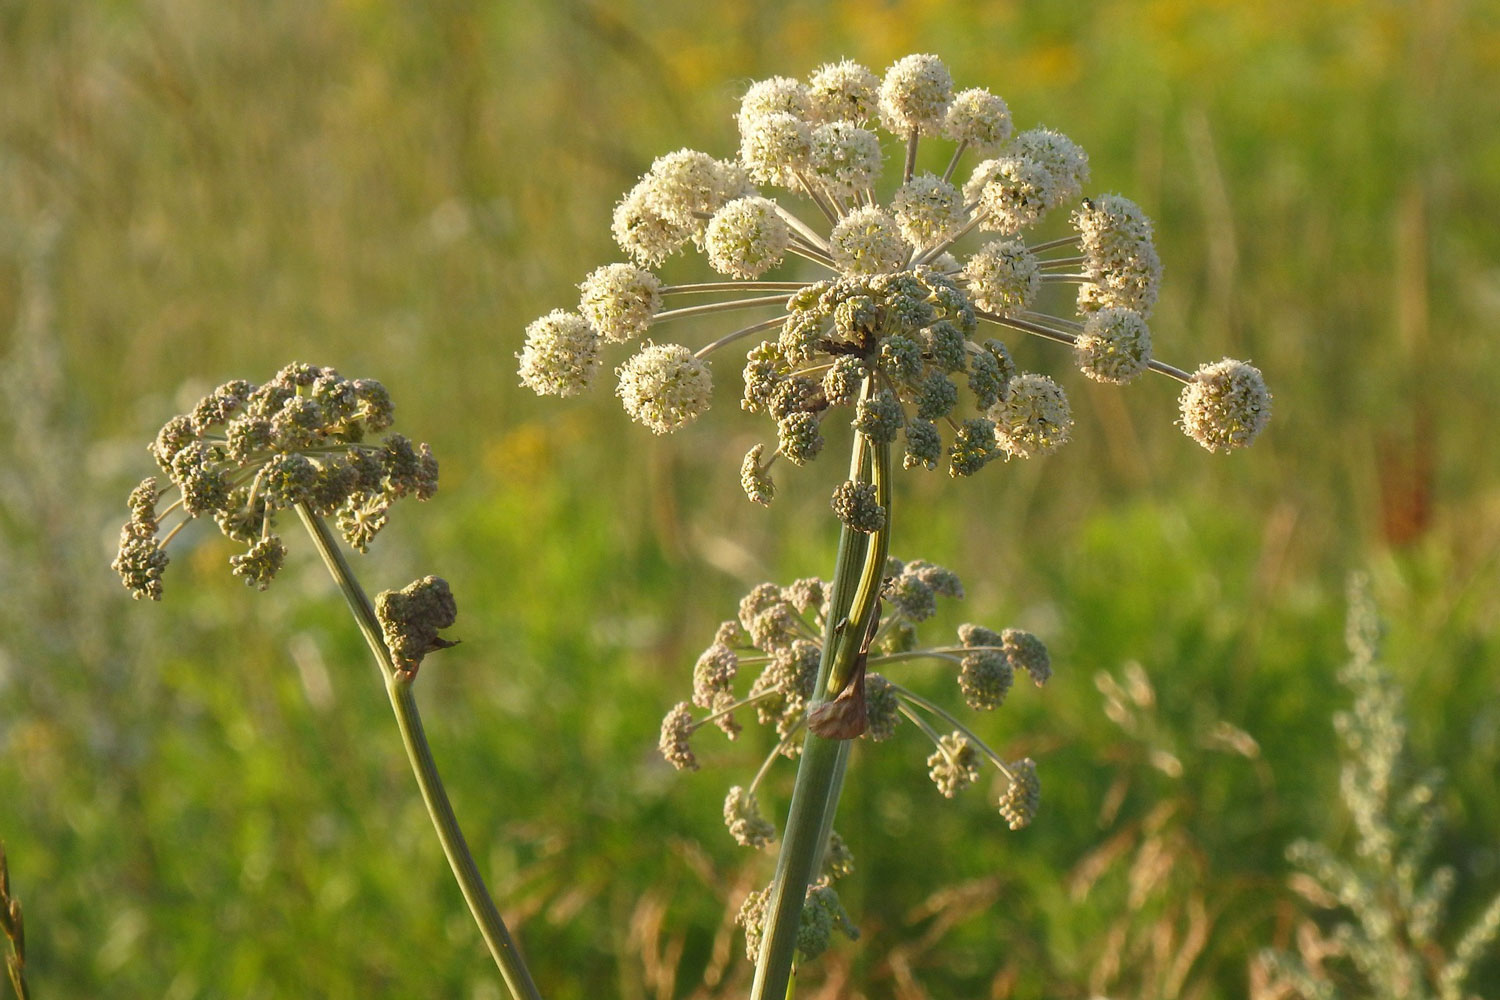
[520, 53, 1271, 998]
[1256, 578, 1500, 1000]
[112, 364, 541, 1000]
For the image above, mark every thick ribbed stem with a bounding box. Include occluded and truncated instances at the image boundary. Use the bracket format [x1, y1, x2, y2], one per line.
[750, 376, 892, 1000]
[295, 506, 543, 1000]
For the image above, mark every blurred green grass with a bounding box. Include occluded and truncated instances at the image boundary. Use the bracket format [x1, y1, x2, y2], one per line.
[2, 0, 1499, 996]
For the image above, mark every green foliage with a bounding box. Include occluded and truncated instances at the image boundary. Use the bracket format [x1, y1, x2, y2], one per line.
[2, 1, 1498, 998]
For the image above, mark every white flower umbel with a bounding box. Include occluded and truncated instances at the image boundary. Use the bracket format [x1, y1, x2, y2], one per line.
[520, 52, 1274, 1000]
[524, 53, 1270, 461]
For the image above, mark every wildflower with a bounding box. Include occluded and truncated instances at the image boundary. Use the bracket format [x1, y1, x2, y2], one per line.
[830, 479, 885, 533]
[517, 310, 600, 397]
[962, 238, 1040, 315]
[114, 364, 438, 599]
[958, 646, 1013, 710]
[806, 60, 878, 123]
[966, 156, 1052, 233]
[739, 76, 810, 123]
[1179, 359, 1272, 452]
[724, 786, 776, 848]
[1002, 627, 1051, 686]
[903, 418, 942, 470]
[1075, 307, 1151, 383]
[1009, 127, 1090, 210]
[878, 54, 954, 136]
[706, 197, 790, 279]
[807, 121, 883, 198]
[522, 55, 1267, 493]
[693, 643, 739, 708]
[615, 343, 713, 434]
[740, 443, 776, 505]
[943, 88, 1012, 153]
[229, 535, 288, 591]
[829, 207, 909, 275]
[740, 112, 812, 188]
[659, 702, 699, 771]
[892, 174, 965, 246]
[579, 263, 662, 343]
[927, 732, 981, 797]
[989, 373, 1072, 459]
[997, 758, 1040, 830]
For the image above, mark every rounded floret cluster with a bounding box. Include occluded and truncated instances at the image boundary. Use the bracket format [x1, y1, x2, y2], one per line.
[113, 364, 438, 600]
[520, 52, 1270, 494]
[1178, 358, 1273, 452]
[615, 343, 713, 435]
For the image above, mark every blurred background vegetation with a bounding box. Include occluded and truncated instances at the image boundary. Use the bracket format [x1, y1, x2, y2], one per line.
[2, 0, 1499, 997]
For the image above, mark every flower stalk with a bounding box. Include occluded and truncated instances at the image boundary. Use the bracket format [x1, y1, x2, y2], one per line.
[752, 389, 890, 1000]
[295, 506, 543, 1000]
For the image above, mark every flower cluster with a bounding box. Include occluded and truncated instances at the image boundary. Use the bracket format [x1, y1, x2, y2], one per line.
[519, 53, 1271, 507]
[658, 557, 1047, 849]
[112, 363, 438, 599]
[376, 576, 459, 675]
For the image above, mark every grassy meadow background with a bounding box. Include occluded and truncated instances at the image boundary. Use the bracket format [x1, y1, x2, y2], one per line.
[3, 0, 1500, 996]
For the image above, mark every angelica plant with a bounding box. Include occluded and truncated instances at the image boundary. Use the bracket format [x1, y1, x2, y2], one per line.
[112, 364, 541, 1000]
[520, 53, 1271, 998]
[1256, 578, 1500, 1000]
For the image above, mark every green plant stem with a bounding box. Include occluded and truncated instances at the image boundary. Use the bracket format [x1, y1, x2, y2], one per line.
[295, 506, 543, 1000]
[751, 378, 892, 1000]
[1, 841, 28, 1000]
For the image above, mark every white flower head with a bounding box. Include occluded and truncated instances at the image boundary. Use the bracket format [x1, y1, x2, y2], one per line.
[518, 310, 601, 397]
[878, 53, 954, 136]
[645, 149, 753, 237]
[1178, 359, 1271, 453]
[1009, 127, 1090, 210]
[617, 342, 714, 434]
[1075, 307, 1151, 384]
[1074, 193, 1155, 252]
[706, 197, 791, 279]
[829, 206, 910, 275]
[807, 120, 883, 198]
[611, 182, 692, 266]
[943, 88, 1013, 154]
[961, 238, 1040, 315]
[965, 156, 1053, 234]
[988, 372, 1073, 458]
[739, 76, 811, 124]
[740, 111, 813, 188]
[579, 263, 663, 343]
[1078, 241, 1163, 317]
[807, 59, 879, 123]
[1075, 194, 1163, 317]
[891, 174, 966, 247]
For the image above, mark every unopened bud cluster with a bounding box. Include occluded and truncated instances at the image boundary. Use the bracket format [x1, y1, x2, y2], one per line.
[658, 556, 1049, 856]
[520, 52, 1270, 502]
[376, 576, 459, 674]
[112, 363, 438, 600]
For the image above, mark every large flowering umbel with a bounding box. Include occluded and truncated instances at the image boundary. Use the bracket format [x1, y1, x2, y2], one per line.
[112, 363, 438, 600]
[519, 53, 1270, 501]
[658, 557, 1048, 860]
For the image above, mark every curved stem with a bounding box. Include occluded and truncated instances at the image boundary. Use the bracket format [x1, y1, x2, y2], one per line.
[751, 376, 892, 1000]
[295, 506, 544, 1000]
